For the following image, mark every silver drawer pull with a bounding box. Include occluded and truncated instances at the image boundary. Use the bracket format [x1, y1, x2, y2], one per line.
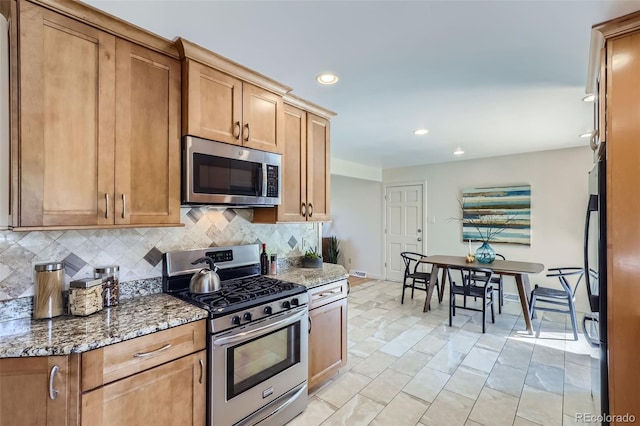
[317, 288, 342, 298]
[133, 343, 172, 358]
[48, 365, 59, 400]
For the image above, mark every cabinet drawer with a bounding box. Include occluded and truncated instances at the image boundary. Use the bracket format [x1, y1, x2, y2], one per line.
[81, 320, 206, 391]
[308, 279, 348, 310]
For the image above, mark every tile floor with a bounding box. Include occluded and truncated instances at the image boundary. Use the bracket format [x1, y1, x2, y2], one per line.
[288, 280, 599, 426]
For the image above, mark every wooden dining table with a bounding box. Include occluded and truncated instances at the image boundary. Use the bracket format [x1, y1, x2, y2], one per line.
[419, 255, 545, 335]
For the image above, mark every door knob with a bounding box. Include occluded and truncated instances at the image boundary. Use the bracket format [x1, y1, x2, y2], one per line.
[417, 237, 422, 242]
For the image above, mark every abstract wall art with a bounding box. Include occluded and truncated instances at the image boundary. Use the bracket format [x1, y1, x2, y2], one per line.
[461, 185, 531, 245]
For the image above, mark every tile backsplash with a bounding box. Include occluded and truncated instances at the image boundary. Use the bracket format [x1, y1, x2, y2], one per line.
[0, 207, 318, 301]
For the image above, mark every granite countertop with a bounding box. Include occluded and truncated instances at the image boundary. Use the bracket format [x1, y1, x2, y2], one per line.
[0, 293, 208, 358]
[274, 263, 349, 289]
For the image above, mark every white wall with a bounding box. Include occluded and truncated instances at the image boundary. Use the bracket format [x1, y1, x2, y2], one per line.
[383, 146, 594, 313]
[322, 174, 384, 279]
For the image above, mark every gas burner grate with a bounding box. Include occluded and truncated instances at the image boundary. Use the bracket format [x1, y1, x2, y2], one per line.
[177, 275, 303, 311]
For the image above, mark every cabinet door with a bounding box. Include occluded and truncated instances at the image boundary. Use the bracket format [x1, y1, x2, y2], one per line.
[308, 298, 347, 390]
[81, 350, 206, 426]
[19, 2, 115, 227]
[114, 38, 181, 226]
[0, 356, 76, 426]
[184, 60, 242, 146]
[306, 113, 331, 221]
[278, 104, 307, 222]
[242, 83, 284, 153]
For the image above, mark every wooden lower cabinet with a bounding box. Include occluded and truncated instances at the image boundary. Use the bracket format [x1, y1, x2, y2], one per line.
[81, 350, 206, 426]
[0, 321, 206, 425]
[307, 280, 348, 390]
[0, 355, 80, 426]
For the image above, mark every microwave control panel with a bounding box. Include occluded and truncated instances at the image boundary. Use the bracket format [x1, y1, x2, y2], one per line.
[266, 165, 279, 197]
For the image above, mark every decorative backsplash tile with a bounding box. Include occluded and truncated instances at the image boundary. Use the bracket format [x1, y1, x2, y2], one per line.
[0, 208, 318, 301]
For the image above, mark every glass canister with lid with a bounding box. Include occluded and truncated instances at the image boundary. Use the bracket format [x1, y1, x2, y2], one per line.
[68, 277, 103, 316]
[94, 265, 120, 307]
[33, 262, 65, 319]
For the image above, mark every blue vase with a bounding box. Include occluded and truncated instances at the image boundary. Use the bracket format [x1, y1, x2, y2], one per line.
[475, 241, 496, 264]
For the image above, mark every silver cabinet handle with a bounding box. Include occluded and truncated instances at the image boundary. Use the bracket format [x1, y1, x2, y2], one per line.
[133, 343, 172, 358]
[308, 203, 313, 217]
[49, 365, 59, 400]
[121, 194, 126, 219]
[244, 123, 250, 142]
[308, 317, 312, 334]
[234, 121, 241, 140]
[417, 237, 422, 241]
[301, 202, 306, 217]
[105, 193, 109, 219]
[198, 358, 204, 384]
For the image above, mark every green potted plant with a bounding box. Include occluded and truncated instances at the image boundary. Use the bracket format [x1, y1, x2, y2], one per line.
[302, 247, 323, 268]
[325, 236, 340, 264]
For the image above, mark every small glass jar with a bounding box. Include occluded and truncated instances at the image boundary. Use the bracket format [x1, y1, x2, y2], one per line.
[33, 262, 65, 319]
[94, 266, 120, 307]
[69, 278, 103, 316]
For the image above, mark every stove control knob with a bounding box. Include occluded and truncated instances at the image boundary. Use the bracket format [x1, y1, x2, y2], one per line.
[263, 306, 273, 315]
[282, 301, 291, 309]
[291, 298, 299, 306]
[243, 312, 253, 322]
[231, 315, 241, 325]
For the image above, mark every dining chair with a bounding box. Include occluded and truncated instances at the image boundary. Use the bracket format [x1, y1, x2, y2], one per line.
[469, 253, 505, 313]
[448, 265, 495, 333]
[400, 252, 441, 305]
[529, 267, 585, 340]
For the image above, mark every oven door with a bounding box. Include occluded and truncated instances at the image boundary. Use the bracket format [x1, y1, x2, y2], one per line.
[210, 306, 308, 426]
[183, 136, 281, 206]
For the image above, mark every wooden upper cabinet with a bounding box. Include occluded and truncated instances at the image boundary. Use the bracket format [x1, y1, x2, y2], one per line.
[307, 113, 331, 222]
[242, 82, 284, 153]
[176, 38, 289, 154]
[0, 355, 79, 426]
[114, 39, 181, 226]
[18, 2, 116, 227]
[253, 101, 334, 224]
[183, 59, 242, 145]
[12, 1, 182, 229]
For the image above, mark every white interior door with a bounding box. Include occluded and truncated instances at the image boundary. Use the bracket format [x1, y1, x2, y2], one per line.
[385, 184, 424, 281]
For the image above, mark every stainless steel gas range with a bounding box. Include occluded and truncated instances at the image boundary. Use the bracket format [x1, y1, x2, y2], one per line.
[162, 244, 308, 426]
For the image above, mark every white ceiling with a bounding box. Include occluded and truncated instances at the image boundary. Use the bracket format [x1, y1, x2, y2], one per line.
[86, 0, 640, 169]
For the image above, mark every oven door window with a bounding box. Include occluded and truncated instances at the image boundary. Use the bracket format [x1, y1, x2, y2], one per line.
[226, 322, 301, 400]
[193, 153, 261, 196]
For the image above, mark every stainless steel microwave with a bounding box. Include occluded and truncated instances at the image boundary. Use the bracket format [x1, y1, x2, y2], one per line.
[183, 136, 281, 206]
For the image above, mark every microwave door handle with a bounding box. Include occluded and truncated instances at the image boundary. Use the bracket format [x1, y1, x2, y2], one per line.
[256, 165, 264, 196]
[261, 165, 268, 196]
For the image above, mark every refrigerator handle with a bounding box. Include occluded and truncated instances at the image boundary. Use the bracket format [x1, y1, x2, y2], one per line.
[584, 194, 598, 309]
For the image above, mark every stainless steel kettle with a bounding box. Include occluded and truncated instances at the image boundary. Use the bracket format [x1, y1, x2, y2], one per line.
[189, 257, 221, 293]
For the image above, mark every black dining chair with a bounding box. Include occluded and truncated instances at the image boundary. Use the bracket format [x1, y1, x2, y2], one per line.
[400, 252, 441, 305]
[529, 267, 585, 340]
[448, 265, 495, 333]
[469, 253, 505, 313]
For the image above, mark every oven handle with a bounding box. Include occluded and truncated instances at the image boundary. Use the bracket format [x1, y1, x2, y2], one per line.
[213, 308, 307, 347]
[235, 383, 307, 426]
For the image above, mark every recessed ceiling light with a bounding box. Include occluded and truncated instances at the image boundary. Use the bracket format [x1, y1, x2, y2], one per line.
[453, 148, 464, 155]
[316, 73, 339, 85]
[582, 94, 595, 102]
[580, 131, 595, 138]
[414, 129, 429, 135]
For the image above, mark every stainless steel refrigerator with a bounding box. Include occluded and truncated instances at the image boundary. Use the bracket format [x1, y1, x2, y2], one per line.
[584, 144, 609, 424]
